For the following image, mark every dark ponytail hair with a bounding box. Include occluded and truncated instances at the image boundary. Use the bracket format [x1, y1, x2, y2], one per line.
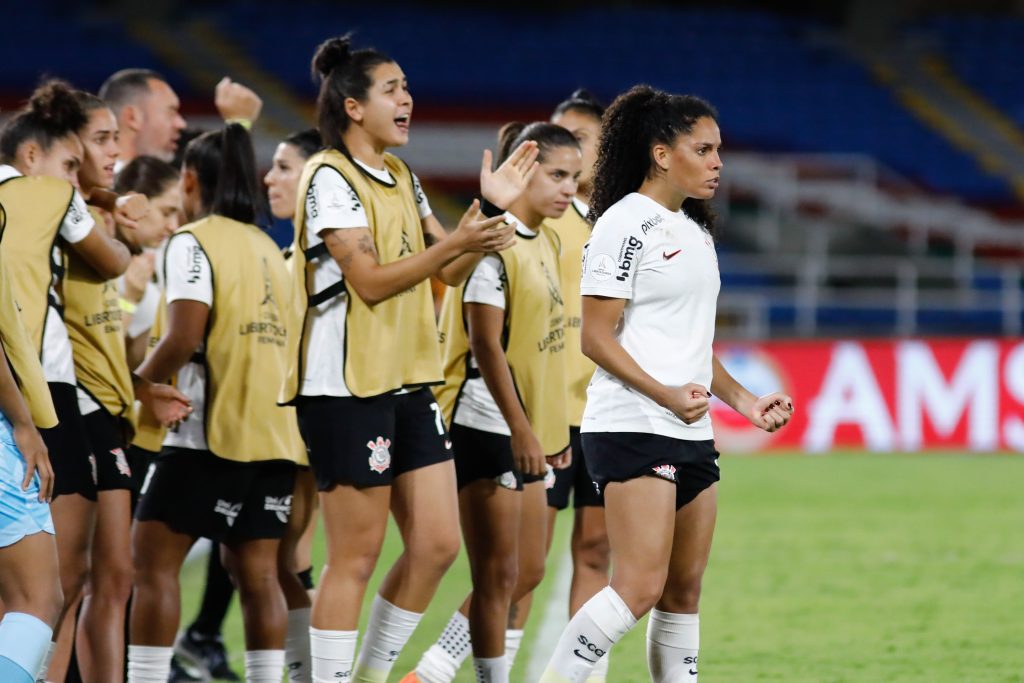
[283, 128, 323, 160]
[311, 34, 394, 152]
[0, 79, 87, 163]
[496, 121, 580, 167]
[552, 88, 605, 123]
[182, 123, 266, 225]
[114, 155, 178, 199]
[589, 85, 718, 232]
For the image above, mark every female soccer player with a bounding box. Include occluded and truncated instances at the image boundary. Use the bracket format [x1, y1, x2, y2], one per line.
[411, 121, 579, 683]
[473, 89, 610, 683]
[63, 90, 183, 683]
[113, 156, 181, 368]
[0, 80, 186, 682]
[129, 123, 304, 683]
[285, 35, 539, 683]
[539, 86, 793, 683]
[0, 203, 61, 683]
[176, 128, 327, 683]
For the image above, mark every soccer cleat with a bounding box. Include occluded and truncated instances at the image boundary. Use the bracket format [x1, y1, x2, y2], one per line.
[398, 672, 423, 683]
[174, 628, 242, 682]
[168, 656, 203, 682]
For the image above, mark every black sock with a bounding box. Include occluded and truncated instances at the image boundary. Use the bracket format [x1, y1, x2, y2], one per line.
[298, 566, 315, 591]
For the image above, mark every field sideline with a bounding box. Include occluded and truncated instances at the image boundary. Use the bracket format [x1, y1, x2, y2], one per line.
[179, 454, 1024, 682]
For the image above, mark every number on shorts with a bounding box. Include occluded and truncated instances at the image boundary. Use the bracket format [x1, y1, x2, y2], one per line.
[429, 402, 445, 435]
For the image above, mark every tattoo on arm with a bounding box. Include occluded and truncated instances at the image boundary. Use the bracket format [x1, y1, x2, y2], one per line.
[356, 233, 379, 261]
[324, 229, 378, 271]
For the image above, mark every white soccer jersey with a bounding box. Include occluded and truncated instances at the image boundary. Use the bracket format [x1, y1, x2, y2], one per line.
[580, 192, 720, 440]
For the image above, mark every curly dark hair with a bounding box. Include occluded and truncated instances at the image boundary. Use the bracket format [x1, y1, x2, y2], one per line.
[0, 79, 87, 163]
[589, 85, 719, 233]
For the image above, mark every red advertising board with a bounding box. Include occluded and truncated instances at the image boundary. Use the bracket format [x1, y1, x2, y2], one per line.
[710, 340, 1024, 453]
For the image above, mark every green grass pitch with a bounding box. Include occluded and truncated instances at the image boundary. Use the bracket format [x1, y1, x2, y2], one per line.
[179, 454, 1024, 682]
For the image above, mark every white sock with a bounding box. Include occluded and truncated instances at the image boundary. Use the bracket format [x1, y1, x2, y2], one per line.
[504, 629, 524, 670]
[415, 611, 472, 683]
[34, 641, 55, 682]
[586, 650, 610, 682]
[127, 644, 174, 683]
[538, 587, 636, 683]
[0, 613, 52, 681]
[285, 608, 312, 682]
[473, 655, 508, 683]
[245, 649, 285, 683]
[310, 628, 357, 683]
[646, 610, 699, 682]
[353, 594, 423, 682]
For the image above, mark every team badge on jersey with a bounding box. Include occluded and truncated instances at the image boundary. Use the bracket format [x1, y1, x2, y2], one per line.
[111, 448, 131, 477]
[367, 436, 393, 473]
[496, 471, 517, 490]
[652, 464, 677, 482]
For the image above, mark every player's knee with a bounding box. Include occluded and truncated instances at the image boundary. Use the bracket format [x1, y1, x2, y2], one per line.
[516, 553, 546, 596]
[329, 546, 383, 585]
[612, 569, 668, 617]
[407, 529, 460, 573]
[658, 573, 703, 614]
[92, 559, 134, 603]
[572, 529, 610, 574]
[59, 559, 91, 604]
[474, 554, 519, 599]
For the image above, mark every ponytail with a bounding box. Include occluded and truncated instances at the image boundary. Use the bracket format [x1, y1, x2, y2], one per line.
[183, 123, 266, 224]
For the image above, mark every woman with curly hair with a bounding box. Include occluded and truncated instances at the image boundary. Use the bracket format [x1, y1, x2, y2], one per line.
[538, 85, 794, 683]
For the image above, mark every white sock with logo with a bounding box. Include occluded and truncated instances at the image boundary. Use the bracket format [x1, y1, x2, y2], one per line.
[538, 587, 636, 683]
[310, 628, 357, 683]
[245, 649, 285, 682]
[285, 608, 312, 681]
[353, 594, 422, 682]
[414, 611, 472, 683]
[503, 629, 524, 670]
[646, 610, 699, 682]
[126, 645, 174, 683]
[473, 655, 508, 683]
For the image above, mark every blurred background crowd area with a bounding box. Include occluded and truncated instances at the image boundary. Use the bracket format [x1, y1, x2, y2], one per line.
[5, 0, 1024, 341]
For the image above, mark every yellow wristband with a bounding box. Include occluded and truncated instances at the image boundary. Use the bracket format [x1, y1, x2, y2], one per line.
[119, 297, 138, 314]
[225, 118, 253, 130]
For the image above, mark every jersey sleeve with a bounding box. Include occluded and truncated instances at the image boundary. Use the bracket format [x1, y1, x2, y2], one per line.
[580, 214, 642, 299]
[164, 233, 213, 306]
[305, 166, 370, 235]
[412, 173, 432, 219]
[463, 254, 506, 310]
[59, 190, 96, 244]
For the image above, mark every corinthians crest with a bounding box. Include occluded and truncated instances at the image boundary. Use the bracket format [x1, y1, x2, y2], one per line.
[367, 436, 392, 473]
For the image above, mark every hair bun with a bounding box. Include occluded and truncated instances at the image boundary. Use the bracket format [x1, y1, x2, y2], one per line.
[570, 88, 597, 103]
[28, 79, 86, 132]
[312, 35, 354, 81]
